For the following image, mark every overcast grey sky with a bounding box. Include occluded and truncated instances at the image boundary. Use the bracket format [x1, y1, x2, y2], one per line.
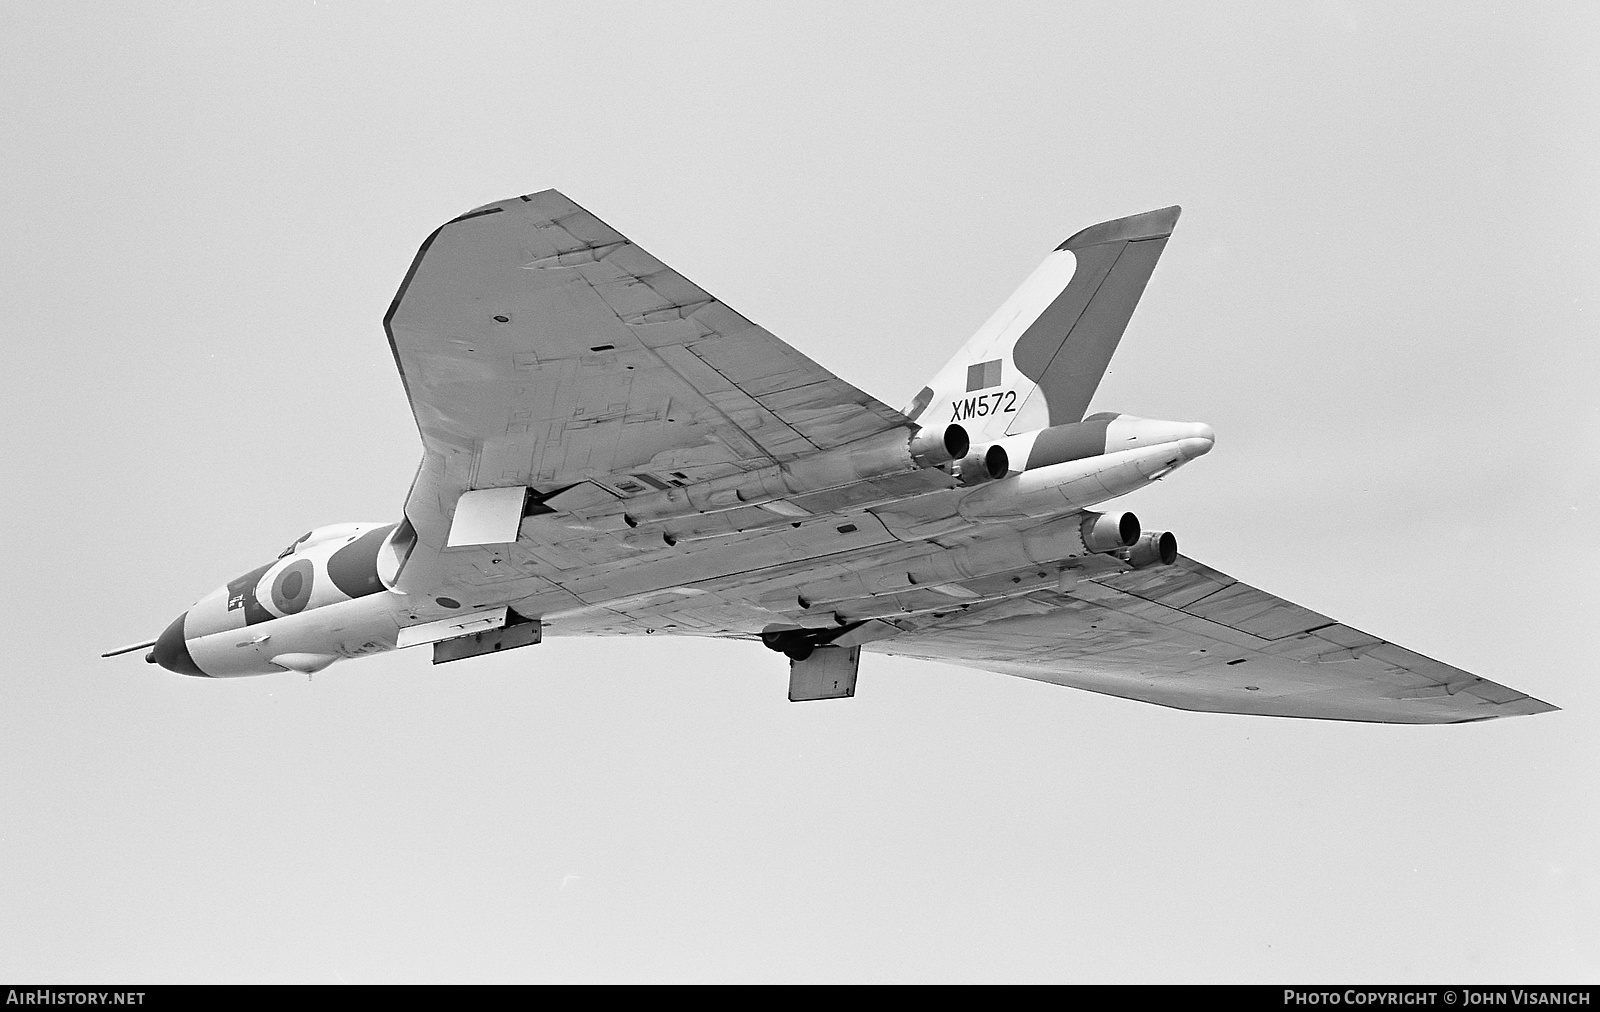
[2, 2, 1596, 982]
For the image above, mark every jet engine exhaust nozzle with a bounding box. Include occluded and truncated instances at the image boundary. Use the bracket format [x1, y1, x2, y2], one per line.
[956, 444, 1010, 486]
[909, 423, 969, 468]
[1080, 511, 1140, 552]
[1118, 531, 1179, 569]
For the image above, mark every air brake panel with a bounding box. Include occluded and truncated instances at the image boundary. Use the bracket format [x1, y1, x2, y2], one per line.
[447, 487, 530, 546]
[396, 607, 508, 648]
[433, 617, 543, 664]
[788, 645, 860, 702]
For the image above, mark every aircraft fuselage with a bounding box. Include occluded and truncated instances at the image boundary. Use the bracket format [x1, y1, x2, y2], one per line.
[150, 414, 1213, 677]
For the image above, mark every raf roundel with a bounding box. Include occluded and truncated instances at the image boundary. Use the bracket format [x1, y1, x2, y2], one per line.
[270, 559, 315, 615]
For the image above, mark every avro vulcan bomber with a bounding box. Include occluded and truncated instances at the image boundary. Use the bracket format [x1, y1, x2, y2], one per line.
[104, 191, 1555, 722]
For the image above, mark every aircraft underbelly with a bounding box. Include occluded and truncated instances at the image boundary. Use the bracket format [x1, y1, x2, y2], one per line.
[520, 512, 891, 604]
[522, 509, 1042, 639]
[187, 594, 405, 676]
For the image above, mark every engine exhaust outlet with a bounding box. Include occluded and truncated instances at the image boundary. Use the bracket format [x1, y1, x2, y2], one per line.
[1117, 531, 1178, 569]
[956, 444, 1010, 486]
[909, 423, 969, 468]
[1080, 511, 1140, 552]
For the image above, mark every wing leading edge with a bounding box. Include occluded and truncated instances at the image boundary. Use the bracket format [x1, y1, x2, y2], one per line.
[871, 554, 1556, 724]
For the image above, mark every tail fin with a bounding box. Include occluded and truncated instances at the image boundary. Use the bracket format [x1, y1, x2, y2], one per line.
[904, 206, 1180, 444]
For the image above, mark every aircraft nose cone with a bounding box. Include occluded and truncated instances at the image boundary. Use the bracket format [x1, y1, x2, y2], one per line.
[149, 612, 207, 676]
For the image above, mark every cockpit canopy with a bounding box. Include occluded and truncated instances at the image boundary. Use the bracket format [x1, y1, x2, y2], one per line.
[277, 523, 383, 559]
